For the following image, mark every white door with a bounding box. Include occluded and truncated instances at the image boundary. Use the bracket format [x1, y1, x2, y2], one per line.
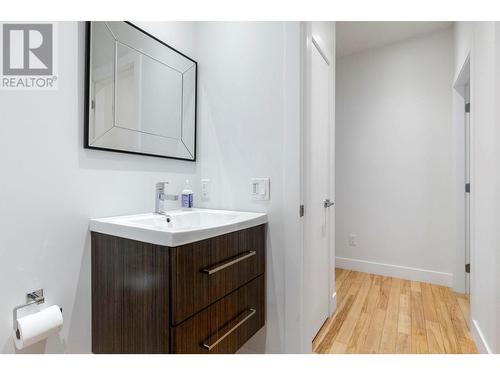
[303, 22, 334, 346]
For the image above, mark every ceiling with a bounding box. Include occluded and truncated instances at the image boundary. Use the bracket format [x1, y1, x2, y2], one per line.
[336, 22, 453, 58]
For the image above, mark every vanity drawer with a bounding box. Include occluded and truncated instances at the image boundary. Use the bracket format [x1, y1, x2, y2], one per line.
[170, 224, 265, 325]
[171, 274, 265, 354]
[209, 224, 265, 302]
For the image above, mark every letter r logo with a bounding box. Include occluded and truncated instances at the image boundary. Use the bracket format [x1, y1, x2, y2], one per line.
[2, 24, 53, 75]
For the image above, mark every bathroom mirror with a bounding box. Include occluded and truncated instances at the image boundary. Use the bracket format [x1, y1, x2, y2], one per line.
[84, 22, 197, 160]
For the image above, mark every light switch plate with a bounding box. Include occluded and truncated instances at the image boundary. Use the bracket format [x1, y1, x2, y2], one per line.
[251, 178, 270, 201]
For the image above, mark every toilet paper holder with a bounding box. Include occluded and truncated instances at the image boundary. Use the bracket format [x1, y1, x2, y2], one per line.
[13, 289, 46, 337]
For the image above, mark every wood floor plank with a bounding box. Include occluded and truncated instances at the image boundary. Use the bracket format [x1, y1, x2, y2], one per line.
[410, 290, 428, 353]
[411, 332, 428, 353]
[376, 276, 392, 310]
[336, 268, 350, 287]
[410, 291, 426, 335]
[421, 283, 438, 323]
[359, 308, 387, 353]
[357, 277, 391, 353]
[458, 337, 478, 354]
[362, 274, 382, 314]
[456, 294, 471, 329]
[345, 312, 370, 353]
[314, 269, 477, 354]
[347, 274, 382, 353]
[396, 333, 411, 354]
[445, 290, 472, 341]
[426, 320, 445, 354]
[336, 270, 357, 306]
[335, 273, 373, 344]
[397, 294, 411, 335]
[335, 268, 345, 280]
[379, 278, 401, 353]
[346, 271, 368, 298]
[346, 275, 380, 353]
[315, 294, 355, 353]
[328, 341, 347, 354]
[411, 280, 421, 292]
[400, 279, 411, 296]
[431, 285, 460, 354]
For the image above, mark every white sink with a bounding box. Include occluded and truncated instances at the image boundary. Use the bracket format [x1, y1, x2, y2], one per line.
[89, 208, 267, 247]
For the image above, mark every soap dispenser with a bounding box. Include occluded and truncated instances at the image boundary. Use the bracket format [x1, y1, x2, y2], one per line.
[181, 180, 194, 209]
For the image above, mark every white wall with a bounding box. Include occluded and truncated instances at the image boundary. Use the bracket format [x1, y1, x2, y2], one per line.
[0, 21, 302, 353]
[0, 22, 199, 353]
[453, 21, 499, 354]
[194, 22, 302, 353]
[335, 28, 456, 285]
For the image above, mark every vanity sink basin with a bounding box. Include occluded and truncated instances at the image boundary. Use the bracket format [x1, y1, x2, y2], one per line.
[89, 209, 267, 247]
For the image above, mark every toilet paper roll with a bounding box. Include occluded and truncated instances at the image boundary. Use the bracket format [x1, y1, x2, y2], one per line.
[13, 305, 63, 350]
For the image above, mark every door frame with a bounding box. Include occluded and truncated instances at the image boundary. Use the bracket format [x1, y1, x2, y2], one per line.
[453, 53, 473, 298]
[464, 82, 471, 294]
[299, 21, 336, 352]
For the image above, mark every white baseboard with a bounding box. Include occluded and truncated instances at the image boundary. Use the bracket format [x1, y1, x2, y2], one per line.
[336, 257, 453, 287]
[471, 319, 493, 354]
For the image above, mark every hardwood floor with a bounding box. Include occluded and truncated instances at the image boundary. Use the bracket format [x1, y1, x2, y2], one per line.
[313, 268, 478, 354]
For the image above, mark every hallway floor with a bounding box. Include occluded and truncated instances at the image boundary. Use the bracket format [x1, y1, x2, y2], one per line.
[313, 268, 478, 354]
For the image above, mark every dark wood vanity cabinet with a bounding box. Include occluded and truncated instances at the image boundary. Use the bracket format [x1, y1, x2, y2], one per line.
[91, 224, 266, 354]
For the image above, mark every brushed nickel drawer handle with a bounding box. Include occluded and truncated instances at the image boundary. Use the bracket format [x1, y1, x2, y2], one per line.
[202, 250, 256, 275]
[202, 308, 256, 351]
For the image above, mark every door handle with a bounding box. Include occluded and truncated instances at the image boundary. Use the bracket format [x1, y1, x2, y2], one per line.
[324, 199, 334, 208]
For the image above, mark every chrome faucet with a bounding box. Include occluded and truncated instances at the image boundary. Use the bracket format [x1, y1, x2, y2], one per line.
[155, 182, 179, 214]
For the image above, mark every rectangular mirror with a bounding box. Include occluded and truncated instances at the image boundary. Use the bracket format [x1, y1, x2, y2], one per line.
[84, 22, 197, 161]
